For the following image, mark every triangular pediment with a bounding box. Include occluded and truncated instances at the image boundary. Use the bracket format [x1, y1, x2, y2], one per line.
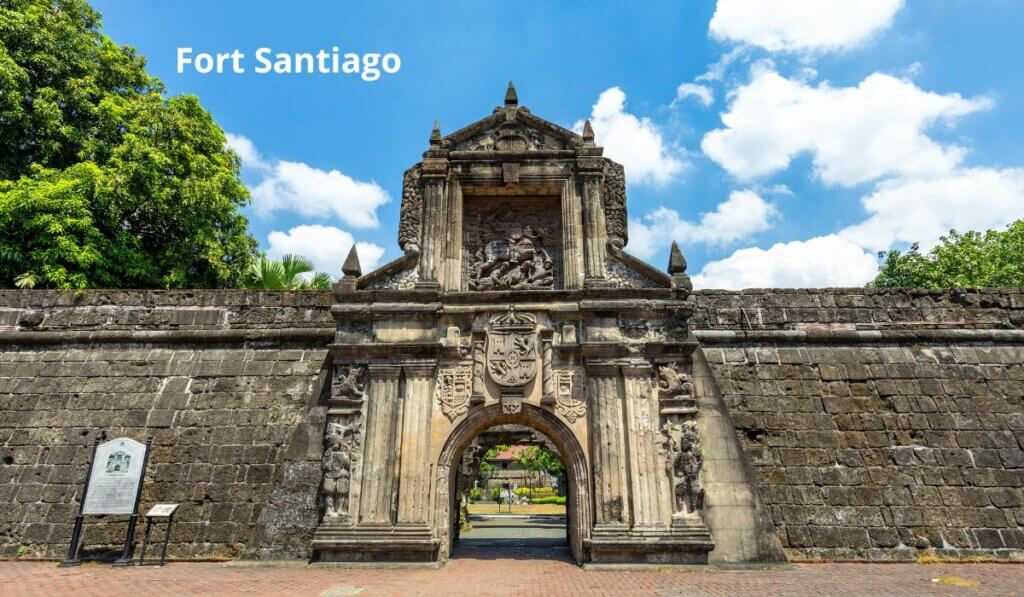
[445, 106, 582, 152]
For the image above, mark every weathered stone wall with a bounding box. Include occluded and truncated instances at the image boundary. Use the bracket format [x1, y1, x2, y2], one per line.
[0, 291, 334, 560]
[695, 289, 1024, 560]
[0, 289, 1021, 561]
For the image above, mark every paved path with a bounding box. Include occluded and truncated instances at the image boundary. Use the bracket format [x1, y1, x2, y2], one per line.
[2, 559, 1022, 596]
[3, 521, 1021, 596]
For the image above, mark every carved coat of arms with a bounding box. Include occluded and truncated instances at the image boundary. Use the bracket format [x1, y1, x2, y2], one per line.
[486, 309, 538, 387]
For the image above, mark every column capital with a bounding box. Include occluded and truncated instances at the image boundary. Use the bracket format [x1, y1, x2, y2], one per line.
[367, 364, 402, 380]
[621, 361, 654, 377]
[402, 361, 437, 378]
[584, 360, 621, 377]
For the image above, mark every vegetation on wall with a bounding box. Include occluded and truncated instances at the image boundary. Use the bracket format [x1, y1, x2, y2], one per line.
[871, 221, 1024, 289]
[0, 0, 258, 289]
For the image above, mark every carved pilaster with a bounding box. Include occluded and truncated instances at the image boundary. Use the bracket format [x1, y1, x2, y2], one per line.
[415, 157, 448, 289]
[579, 169, 608, 286]
[561, 179, 585, 289]
[586, 363, 629, 528]
[622, 363, 670, 529]
[441, 180, 463, 291]
[359, 365, 402, 524]
[541, 331, 555, 404]
[397, 363, 435, 525]
[470, 333, 485, 405]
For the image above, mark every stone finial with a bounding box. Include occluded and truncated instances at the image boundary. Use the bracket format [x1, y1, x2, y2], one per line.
[668, 241, 693, 292]
[505, 81, 518, 106]
[582, 120, 595, 146]
[342, 244, 362, 278]
[429, 121, 442, 147]
[668, 241, 687, 274]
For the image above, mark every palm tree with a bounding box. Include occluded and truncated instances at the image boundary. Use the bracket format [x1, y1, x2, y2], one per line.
[242, 254, 332, 290]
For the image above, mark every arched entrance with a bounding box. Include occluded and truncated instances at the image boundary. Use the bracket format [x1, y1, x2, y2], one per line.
[435, 404, 591, 564]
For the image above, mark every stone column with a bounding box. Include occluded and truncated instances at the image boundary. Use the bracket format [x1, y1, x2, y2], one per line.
[441, 180, 463, 291]
[622, 363, 669, 529]
[579, 172, 608, 286]
[397, 363, 435, 525]
[561, 180, 585, 289]
[415, 158, 448, 289]
[359, 364, 402, 524]
[586, 363, 630, 528]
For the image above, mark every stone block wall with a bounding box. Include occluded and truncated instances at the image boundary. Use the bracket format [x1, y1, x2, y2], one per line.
[0, 289, 1021, 561]
[0, 291, 334, 560]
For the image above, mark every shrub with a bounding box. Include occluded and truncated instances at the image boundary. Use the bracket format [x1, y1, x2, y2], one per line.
[490, 487, 504, 503]
[468, 487, 483, 502]
[515, 486, 554, 497]
[530, 496, 566, 505]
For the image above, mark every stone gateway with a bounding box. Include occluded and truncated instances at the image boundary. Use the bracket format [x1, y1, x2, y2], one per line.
[0, 84, 1021, 565]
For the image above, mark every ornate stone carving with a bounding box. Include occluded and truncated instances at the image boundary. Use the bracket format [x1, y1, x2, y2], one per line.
[663, 420, 704, 519]
[467, 225, 554, 291]
[486, 309, 538, 387]
[658, 363, 694, 399]
[322, 415, 362, 520]
[603, 161, 628, 249]
[438, 366, 472, 421]
[554, 370, 586, 424]
[606, 259, 660, 289]
[332, 365, 367, 401]
[364, 266, 418, 291]
[398, 166, 422, 254]
[463, 201, 562, 291]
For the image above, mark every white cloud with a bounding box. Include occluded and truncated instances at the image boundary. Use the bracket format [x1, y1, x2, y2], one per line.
[702, 68, 991, 186]
[628, 190, 779, 259]
[574, 87, 686, 186]
[693, 235, 879, 290]
[841, 168, 1024, 252]
[709, 0, 905, 53]
[226, 133, 390, 229]
[266, 225, 385, 277]
[675, 83, 714, 107]
[225, 133, 268, 170]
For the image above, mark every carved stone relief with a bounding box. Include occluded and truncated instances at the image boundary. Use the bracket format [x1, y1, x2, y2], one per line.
[332, 365, 367, 402]
[662, 420, 704, 519]
[603, 161, 627, 248]
[554, 370, 586, 424]
[322, 414, 362, 521]
[486, 309, 538, 387]
[606, 259, 660, 289]
[463, 200, 562, 291]
[398, 167, 422, 254]
[658, 363, 694, 400]
[437, 366, 472, 421]
[364, 266, 418, 291]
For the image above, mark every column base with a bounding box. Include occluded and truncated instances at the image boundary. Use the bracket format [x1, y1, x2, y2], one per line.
[585, 521, 714, 564]
[313, 523, 439, 562]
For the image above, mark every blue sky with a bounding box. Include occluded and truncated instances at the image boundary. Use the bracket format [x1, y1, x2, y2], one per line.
[91, 0, 1024, 288]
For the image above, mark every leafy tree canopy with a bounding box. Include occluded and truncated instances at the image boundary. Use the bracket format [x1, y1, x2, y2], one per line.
[0, 0, 257, 288]
[871, 221, 1024, 289]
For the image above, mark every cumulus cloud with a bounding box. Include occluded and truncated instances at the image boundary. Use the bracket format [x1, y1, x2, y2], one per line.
[574, 87, 686, 186]
[226, 133, 390, 229]
[841, 168, 1024, 252]
[266, 225, 385, 277]
[709, 0, 905, 53]
[693, 235, 879, 290]
[628, 190, 778, 259]
[702, 68, 991, 186]
[674, 83, 714, 107]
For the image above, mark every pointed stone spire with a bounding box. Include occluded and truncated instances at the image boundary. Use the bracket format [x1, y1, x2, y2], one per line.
[668, 241, 693, 293]
[505, 81, 518, 106]
[668, 241, 687, 274]
[582, 119, 595, 146]
[342, 244, 362, 278]
[429, 120, 442, 147]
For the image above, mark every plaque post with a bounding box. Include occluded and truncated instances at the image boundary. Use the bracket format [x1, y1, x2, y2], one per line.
[112, 436, 153, 568]
[58, 437, 100, 568]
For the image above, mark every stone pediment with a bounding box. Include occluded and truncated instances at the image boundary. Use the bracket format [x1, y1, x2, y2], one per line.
[444, 83, 582, 153]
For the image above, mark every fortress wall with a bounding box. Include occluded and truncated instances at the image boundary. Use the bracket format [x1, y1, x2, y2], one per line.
[0, 289, 1021, 560]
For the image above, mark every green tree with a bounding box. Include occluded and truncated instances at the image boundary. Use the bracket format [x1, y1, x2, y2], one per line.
[242, 254, 332, 291]
[871, 221, 1024, 289]
[0, 0, 257, 288]
[516, 446, 565, 495]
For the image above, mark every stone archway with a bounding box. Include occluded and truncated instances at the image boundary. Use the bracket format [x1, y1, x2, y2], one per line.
[435, 403, 591, 564]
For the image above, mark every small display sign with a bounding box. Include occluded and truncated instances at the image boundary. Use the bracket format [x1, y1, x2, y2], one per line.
[146, 504, 178, 518]
[81, 438, 148, 516]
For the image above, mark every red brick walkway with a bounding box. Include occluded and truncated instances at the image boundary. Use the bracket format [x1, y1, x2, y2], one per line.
[1, 560, 1021, 596]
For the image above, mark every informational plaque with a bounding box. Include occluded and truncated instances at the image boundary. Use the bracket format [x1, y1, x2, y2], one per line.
[81, 437, 148, 515]
[146, 504, 178, 518]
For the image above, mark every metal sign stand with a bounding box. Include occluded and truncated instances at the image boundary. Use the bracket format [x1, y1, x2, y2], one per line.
[139, 504, 179, 566]
[58, 436, 153, 568]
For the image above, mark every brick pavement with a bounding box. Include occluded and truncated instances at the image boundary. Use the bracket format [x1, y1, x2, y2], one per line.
[0, 558, 1021, 596]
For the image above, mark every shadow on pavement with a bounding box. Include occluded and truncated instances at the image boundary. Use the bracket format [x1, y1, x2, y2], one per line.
[454, 515, 571, 562]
